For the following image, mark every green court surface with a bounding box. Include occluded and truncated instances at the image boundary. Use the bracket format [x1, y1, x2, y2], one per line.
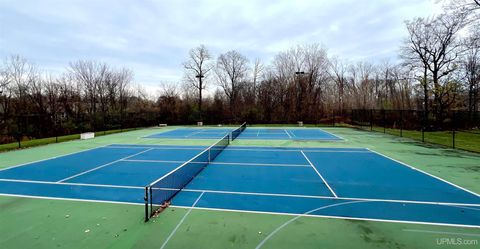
[0, 127, 479, 249]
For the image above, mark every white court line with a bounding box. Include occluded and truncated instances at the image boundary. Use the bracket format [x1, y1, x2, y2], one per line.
[452, 205, 480, 211]
[256, 129, 260, 137]
[107, 145, 368, 153]
[141, 137, 225, 140]
[3, 178, 478, 208]
[57, 148, 154, 182]
[288, 129, 297, 138]
[170, 205, 480, 229]
[144, 136, 346, 141]
[160, 192, 205, 249]
[243, 132, 288, 135]
[1, 192, 476, 229]
[284, 129, 292, 139]
[366, 148, 480, 198]
[107, 145, 206, 150]
[183, 129, 205, 138]
[318, 128, 346, 140]
[122, 159, 310, 167]
[1, 183, 478, 228]
[223, 148, 370, 153]
[177, 188, 480, 207]
[402, 229, 480, 237]
[255, 200, 368, 249]
[301, 151, 338, 198]
[0, 193, 143, 206]
[0, 178, 144, 189]
[0, 144, 110, 172]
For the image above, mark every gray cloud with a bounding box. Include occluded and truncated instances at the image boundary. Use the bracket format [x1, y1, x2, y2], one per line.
[0, 0, 443, 90]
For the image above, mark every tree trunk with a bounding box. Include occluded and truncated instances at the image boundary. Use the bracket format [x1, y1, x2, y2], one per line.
[198, 76, 203, 120]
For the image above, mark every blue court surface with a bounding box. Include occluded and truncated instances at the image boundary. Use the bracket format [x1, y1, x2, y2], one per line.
[0, 144, 479, 227]
[144, 127, 343, 141]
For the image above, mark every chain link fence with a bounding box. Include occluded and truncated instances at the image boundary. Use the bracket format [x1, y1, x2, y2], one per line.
[1, 109, 479, 153]
[0, 112, 160, 150]
[338, 109, 480, 153]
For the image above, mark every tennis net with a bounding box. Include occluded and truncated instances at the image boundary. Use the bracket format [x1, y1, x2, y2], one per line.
[231, 122, 247, 141]
[144, 134, 229, 221]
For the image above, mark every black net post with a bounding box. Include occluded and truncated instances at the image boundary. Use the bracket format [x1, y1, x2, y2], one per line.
[149, 187, 153, 219]
[144, 187, 150, 222]
[144, 187, 149, 222]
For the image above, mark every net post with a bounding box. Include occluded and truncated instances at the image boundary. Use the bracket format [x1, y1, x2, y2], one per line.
[208, 148, 211, 162]
[149, 187, 153, 218]
[144, 186, 149, 222]
[144, 133, 230, 222]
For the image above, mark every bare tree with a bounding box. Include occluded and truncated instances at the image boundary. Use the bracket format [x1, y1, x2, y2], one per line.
[330, 57, 348, 112]
[0, 65, 9, 94]
[157, 82, 181, 124]
[252, 58, 264, 102]
[4, 55, 39, 114]
[401, 18, 434, 113]
[116, 68, 133, 124]
[462, 29, 480, 113]
[44, 75, 61, 116]
[0, 61, 11, 126]
[347, 62, 375, 109]
[301, 44, 330, 120]
[182, 45, 213, 117]
[402, 12, 468, 114]
[443, 0, 480, 13]
[58, 63, 136, 130]
[215, 50, 249, 118]
[69, 61, 103, 116]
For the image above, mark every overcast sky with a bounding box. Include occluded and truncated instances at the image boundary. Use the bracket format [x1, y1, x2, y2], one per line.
[0, 0, 443, 92]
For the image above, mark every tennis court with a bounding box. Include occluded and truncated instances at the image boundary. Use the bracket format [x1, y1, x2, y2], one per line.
[0, 143, 478, 227]
[144, 127, 343, 141]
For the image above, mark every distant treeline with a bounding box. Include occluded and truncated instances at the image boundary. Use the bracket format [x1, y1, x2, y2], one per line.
[0, 0, 479, 142]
